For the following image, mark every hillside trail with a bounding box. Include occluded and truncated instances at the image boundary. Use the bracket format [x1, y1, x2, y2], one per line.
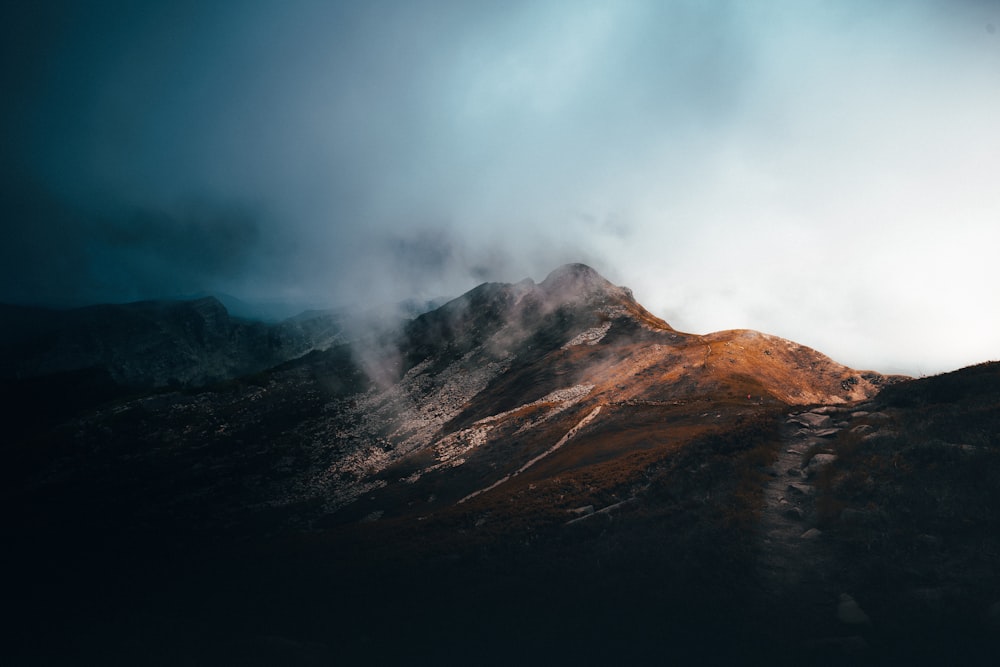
[751, 404, 871, 656]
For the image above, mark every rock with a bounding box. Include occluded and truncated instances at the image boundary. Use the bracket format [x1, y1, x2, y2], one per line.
[850, 424, 874, 435]
[850, 411, 870, 418]
[839, 508, 874, 524]
[837, 594, 872, 626]
[789, 412, 833, 429]
[810, 406, 842, 415]
[915, 533, 941, 548]
[804, 453, 838, 476]
[813, 427, 841, 438]
[566, 499, 636, 525]
[801, 528, 823, 540]
[568, 505, 595, 516]
[783, 506, 804, 520]
[786, 482, 814, 496]
[786, 467, 802, 477]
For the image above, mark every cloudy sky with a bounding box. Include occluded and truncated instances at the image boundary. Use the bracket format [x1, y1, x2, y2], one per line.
[2, 0, 999, 375]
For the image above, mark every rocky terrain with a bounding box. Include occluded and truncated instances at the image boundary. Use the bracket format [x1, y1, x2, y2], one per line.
[3, 264, 997, 665]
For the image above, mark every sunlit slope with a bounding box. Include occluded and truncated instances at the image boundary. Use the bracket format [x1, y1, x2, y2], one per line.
[324, 263, 901, 520]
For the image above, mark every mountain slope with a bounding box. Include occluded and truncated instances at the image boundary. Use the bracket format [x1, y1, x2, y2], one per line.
[6, 264, 901, 525]
[0, 296, 348, 387]
[15, 263, 964, 665]
[301, 263, 898, 520]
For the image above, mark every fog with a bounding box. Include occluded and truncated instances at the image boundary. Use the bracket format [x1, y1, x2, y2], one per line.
[2, 1, 999, 375]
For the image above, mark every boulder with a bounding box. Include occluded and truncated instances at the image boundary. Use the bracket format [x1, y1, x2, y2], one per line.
[805, 453, 838, 476]
[789, 412, 833, 429]
[840, 508, 875, 524]
[915, 533, 941, 548]
[783, 506, 804, 520]
[800, 528, 823, 540]
[837, 594, 872, 626]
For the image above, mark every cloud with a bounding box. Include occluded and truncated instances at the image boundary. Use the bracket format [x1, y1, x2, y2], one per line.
[0, 168, 266, 305]
[2, 0, 999, 374]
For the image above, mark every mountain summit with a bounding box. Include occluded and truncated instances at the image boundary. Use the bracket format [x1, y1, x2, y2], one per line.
[538, 262, 633, 301]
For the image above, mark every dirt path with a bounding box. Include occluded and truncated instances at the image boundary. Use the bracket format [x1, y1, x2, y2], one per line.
[753, 407, 869, 654]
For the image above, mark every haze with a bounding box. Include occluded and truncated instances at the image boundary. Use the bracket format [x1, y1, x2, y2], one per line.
[3, 1, 999, 376]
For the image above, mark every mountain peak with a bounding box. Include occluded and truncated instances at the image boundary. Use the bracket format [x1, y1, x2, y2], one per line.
[538, 263, 632, 302]
[540, 263, 604, 289]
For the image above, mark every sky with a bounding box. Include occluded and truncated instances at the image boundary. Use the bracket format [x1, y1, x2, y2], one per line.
[2, 0, 999, 376]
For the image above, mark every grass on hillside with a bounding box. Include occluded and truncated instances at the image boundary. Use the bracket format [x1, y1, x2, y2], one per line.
[809, 363, 1000, 655]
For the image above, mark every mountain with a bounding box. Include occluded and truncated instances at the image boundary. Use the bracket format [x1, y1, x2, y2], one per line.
[6, 264, 997, 665]
[298, 262, 899, 519]
[0, 296, 346, 387]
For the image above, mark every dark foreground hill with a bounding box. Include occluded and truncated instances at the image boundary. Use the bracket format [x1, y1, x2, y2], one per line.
[3, 264, 997, 665]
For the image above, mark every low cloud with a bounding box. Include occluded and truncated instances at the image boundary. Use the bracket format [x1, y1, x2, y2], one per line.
[3, 1, 999, 375]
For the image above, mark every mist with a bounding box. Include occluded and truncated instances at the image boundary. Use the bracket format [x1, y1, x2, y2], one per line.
[2, 0, 999, 375]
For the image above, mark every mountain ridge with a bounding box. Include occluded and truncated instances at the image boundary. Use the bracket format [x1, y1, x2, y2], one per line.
[308, 263, 902, 520]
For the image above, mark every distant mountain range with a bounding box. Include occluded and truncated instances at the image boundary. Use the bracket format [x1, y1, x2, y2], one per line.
[4, 263, 997, 665]
[0, 296, 346, 387]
